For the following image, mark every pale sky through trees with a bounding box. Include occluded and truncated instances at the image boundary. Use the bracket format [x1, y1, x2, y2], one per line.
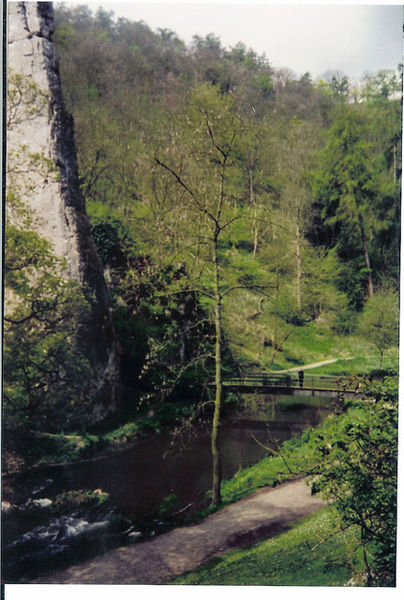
[63, 0, 403, 82]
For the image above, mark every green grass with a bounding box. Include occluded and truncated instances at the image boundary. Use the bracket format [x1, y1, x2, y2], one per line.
[221, 454, 307, 505]
[186, 399, 365, 516]
[174, 507, 364, 586]
[307, 348, 399, 376]
[175, 379, 396, 586]
[223, 287, 399, 374]
[290, 322, 337, 355]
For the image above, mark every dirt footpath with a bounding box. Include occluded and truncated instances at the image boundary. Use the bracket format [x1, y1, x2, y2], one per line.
[276, 358, 352, 372]
[33, 477, 325, 585]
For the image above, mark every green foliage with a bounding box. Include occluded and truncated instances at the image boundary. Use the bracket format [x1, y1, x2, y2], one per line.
[112, 307, 149, 391]
[310, 99, 400, 306]
[7, 70, 48, 129]
[88, 201, 216, 417]
[51, 6, 400, 438]
[4, 197, 92, 433]
[362, 69, 402, 102]
[53, 489, 111, 513]
[120, 260, 215, 408]
[158, 493, 179, 517]
[175, 508, 364, 586]
[309, 377, 398, 585]
[358, 287, 399, 367]
[51, 433, 101, 463]
[89, 214, 134, 267]
[103, 421, 142, 446]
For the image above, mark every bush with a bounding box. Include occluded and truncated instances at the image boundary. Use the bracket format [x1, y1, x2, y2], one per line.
[4, 203, 92, 433]
[309, 376, 398, 586]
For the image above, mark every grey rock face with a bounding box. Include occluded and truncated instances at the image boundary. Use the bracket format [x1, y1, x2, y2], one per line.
[7, 2, 121, 424]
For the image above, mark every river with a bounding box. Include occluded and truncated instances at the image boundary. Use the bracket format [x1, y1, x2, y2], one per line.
[4, 393, 333, 581]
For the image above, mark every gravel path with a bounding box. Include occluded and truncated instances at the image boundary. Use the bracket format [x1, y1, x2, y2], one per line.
[33, 477, 325, 585]
[276, 358, 350, 372]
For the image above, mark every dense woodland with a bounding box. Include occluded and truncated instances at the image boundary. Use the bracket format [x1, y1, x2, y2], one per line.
[4, 3, 400, 452]
[51, 5, 401, 417]
[3, 4, 400, 586]
[6, 4, 401, 434]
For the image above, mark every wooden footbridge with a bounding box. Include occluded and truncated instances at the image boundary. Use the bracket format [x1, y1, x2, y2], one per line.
[218, 372, 360, 399]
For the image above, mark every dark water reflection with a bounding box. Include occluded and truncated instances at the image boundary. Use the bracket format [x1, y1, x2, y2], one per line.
[4, 394, 334, 581]
[41, 394, 333, 522]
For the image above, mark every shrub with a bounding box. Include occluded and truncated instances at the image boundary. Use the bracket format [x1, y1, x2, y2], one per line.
[309, 376, 398, 585]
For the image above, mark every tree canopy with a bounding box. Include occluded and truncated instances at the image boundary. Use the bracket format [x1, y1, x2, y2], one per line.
[48, 2, 401, 422]
[4, 6, 400, 584]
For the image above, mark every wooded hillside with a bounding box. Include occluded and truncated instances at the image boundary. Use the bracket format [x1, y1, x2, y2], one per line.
[51, 5, 401, 423]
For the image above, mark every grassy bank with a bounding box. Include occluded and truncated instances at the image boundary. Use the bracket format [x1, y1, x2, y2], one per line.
[226, 306, 398, 374]
[176, 373, 397, 586]
[174, 507, 365, 586]
[304, 349, 398, 376]
[214, 398, 362, 506]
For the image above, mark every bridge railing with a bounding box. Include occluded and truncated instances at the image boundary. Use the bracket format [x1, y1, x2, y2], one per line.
[223, 372, 356, 391]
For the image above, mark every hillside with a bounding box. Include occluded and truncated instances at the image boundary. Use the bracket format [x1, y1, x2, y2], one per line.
[52, 4, 400, 411]
[3, 4, 400, 587]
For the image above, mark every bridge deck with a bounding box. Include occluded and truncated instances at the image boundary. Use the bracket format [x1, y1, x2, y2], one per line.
[212, 372, 360, 398]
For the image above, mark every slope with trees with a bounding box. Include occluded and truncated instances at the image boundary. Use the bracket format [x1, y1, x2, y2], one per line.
[3, 3, 400, 587]
[49, 3, 401, 503]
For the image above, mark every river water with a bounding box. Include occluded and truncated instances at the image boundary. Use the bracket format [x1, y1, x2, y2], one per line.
[32, 393, 333, 518]
[4, 393, 333, 581]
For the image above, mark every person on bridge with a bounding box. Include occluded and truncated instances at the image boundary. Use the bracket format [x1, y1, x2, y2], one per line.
[298, 369, 304, 388]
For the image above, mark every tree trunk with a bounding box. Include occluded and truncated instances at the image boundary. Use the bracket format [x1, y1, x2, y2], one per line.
[296, 221, 302, 311]
[393, 141, 397, 184]
[270, 275, 279, 365]
[358, 213, 374, 297]
[249, 167, 258, 257]
[379, 349, 384, 369]
[211, 232, 222, 507]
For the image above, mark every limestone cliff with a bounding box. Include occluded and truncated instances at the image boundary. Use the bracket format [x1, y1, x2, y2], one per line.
[7, 2, 121, 424]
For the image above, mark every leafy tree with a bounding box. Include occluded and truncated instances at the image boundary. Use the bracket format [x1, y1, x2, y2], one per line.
[322, 70, 350, 101]
[270, 117, 319, 313]
[362, 68, 402, 103]
[362, 70, 402, 286]
[118, 258, 214, 415]
[358, 288, 399, 367]
[7, 71, 48, 129]
[87, 201, 214, 420]
[4, 195, 92, 433]
[310, 377, 398, 585]
[154, 84, 270, 505]
[301, 247, 350, 331]
[311, 108, 378, 302]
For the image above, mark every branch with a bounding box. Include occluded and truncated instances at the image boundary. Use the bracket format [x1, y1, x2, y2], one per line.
[308, 523, 352, 551]
[171, 352, 213, 386]
[220, 214, 244, 231]
[154, 287, 215, 300]
[171, 503, 193, 516]
[250, 433, 294, 474]
[222, 284, 274, 298]
[154, 156, 218, 226]
[203, 109, 228, 162]
[154, 156, 195, 198]
[4, 313, 34, 326]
